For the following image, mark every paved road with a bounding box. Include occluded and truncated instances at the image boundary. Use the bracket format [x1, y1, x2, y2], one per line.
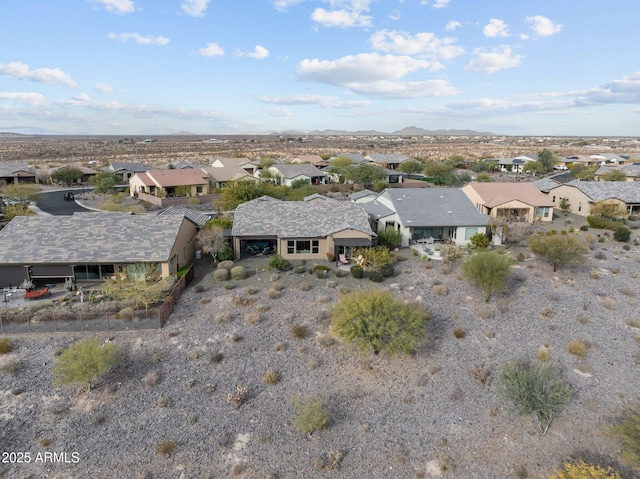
[37, 188, 94, 215]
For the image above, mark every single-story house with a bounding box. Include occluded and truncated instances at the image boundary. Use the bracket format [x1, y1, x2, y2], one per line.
[364, 153, 411, 170]
[0, 213, 197, 287]
[231, 196, 375, 260]
[211, 157, 259, 175]
[594, 163, 640, 182]
[544, 180, 640, 216]
[461, 182, 554, 223]
[533, 172, 575, 193]
[104, 162, 149, 182]
[202, 166, 257, 189]
[290, 155, 328, 168]
[561, 155, 601, 168]
[50, 165, 99, 184]
[497, 155, 538, 173]
[0, 162, 38, 185]
[129, 169, 211, 198]
[349, 189, 378, 204]
[263, 164, 327, 186]
[364, 188, 489, 247]
[327, 153, 369, 165]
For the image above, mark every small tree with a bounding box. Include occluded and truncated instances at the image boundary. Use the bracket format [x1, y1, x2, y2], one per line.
[529, 234, 587, 272]
[89, 171, 121, 193]
[558, 197, 571, 214]
[343, 164, 386, 187]
[351, 246, 394, 272]
[475, 173, 492, 182]
[549, 461, 621, 479]
[522, 161, 545, 176]
[51, 166, 84, 186]
[331, 290, 429, 355]
[52, 338, 120, 391]
[600, 170, 627, 182]
[1, 183, 42, 204]
[461, 251, 512, 302]
[397, 159, 424, 174]
[497, 360, 572, 435]
[607, 405, 640, 469]
[537, 148, 556, 172]
[377, 226, 402, 249]
[591, 200, 628, 221]
[423, 161, 454, 185]
[469, 232, 490, 249]
[196, 225, 227, 261]
[614, 226, 631, 242]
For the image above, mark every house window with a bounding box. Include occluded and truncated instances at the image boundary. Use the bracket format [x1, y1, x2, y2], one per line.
[296, 240, 311, 254]
[287, 239, 319, 254]
[465, 227, 479, 241]
[196, 185, 203, 194]
[552, 195, 556, 202]
[535, 207, 550, 218]
[578, 202, 582, 212]
[287, 240, 294, 254]
[312, 240, 319, 254]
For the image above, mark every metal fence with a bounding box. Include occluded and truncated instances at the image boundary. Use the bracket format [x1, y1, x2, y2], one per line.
[0, 264, 195, 333]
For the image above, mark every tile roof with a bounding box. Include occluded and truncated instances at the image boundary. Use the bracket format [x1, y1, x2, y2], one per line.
[203, 166, 253, 182]
[363, 199, 395, 219]
[379, 188, 489, 227]
[0, 213, 187, 264]
[365, 153, 410, 164]
[0, 162, 35, 177]
[232, 198, 374, 238]
[158, 206, 211, 226]
[270, 164, 326, 179]
[466, 182, 554, 208]
[532, 173, 575, 193]
[558, 180, 640, 203]
[145, 168, 209, 187]
[349, 189, 377, 200]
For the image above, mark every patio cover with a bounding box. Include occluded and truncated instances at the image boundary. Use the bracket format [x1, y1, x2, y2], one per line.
[332, 238, 372, 247]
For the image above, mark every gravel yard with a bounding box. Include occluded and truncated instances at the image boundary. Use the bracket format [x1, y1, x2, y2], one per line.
[1, 228, 639, 479]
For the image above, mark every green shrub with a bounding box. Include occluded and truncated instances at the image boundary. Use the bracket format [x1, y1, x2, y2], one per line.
[379, 264, 395, 277]
[368, 271, 384, 283]
[293, 266, 306, 274]
[213, 269, 229, 281]
[469, 232, 490, 249]
[579, 225, 589, 231]
[314, 264, 330, 271]
[587, 215, 624, 230]
[292, 396, 330, 436]
[315, 270, 327, 279]
[529, 234, 588, 272]
[614, 226, 631, 242]
[461, 251, 513, 302]
[549, 461, 621, 479]
[230, 266, 247, 280]
[377, 226, 403, 249]
[217, 260, 234, 271]
[331, 289, 429, 355]
[52, 338, 120, 391]
[0, 337, 13, 355]
[607, 405, 640, 469]
[497, 360, 572, 435]
[269, 255, 292, 271]
[350, 265, 363, 279]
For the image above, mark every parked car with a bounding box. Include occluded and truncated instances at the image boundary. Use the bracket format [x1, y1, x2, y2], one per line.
[64, 192, 75, 201]
[553, 165, 568, 171]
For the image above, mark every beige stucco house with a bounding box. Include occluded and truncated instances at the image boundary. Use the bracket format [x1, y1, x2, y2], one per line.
[129, 169, 211, 198]
[543, 180, 640, 216]
[461, 182, 554, 223]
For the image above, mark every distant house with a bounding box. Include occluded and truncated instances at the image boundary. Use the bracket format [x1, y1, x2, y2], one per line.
[561, 155, 601, 168]
[0, 162, 38, 185]
[594, 163, 640, 181]
[231, 197, 375, 260]
[364, 188, 489, 247]
[461, 182, 554, 223]
[544, 180, 640, 216]
[202, 166, 256, 189]
[105, 162, 148, 182]
[264, 164, 327, 186]
[496, 155, 537, 173]
[211, 157, 258, 175]
[0, 213, 197, 287]
[50, 165, 99, 184]
[290, 155, 328, 167]
[327, 153, 369, 165]
[533, 172, 575, 193]
[129, 169, 210, 198]
[364, 153, 411, 170]
[349, 189, 378, 204]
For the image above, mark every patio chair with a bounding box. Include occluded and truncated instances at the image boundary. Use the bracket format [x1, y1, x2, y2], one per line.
[339, 254, 350, 265]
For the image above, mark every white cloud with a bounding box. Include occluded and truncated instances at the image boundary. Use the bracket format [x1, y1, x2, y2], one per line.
[311, 0, 372, 28]
[577, 71, 640, 105]
[389, 10, 401, 21]
[445, 20, 460, 31]
[74, 92, 91, 102]
[433, 0, 450, 8]
[483, 18, 510, 38]
[93, 82, 115, 93]
[257, 94, 371, 109]
[0, 92, 47, 106]
[242, 45, 270, 60]
[107, 32, 170, 45]
[464, 45, 522, 74]
[348, 79, 459, 98]
[89, 0, 134, 14]
[264, 107, 294, 117]
[181, 0, 210, 17]
[526, 15, 562, 37]
[198, 42, 225, 57]
[0, 61, 77, 87]
[271, 0, 305, 12]
[369, 29, 464, 60]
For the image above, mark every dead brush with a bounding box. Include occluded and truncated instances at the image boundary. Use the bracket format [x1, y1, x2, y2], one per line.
[231, 295, 255, 307]
[227, 386, 248, 409]
[314, 450, 344, 472]
[468, 363, 494, 386]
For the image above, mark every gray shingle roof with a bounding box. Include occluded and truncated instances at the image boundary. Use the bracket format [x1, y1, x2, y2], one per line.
[349, 189, 377, 200]
[0, 162, 35, 177]
[271, 164, 325, 179]
[365, 153, 410, 164]
[559, 180, 640, 203]
[232, 198, 374, 238]
[379, 189, 489, 227]
[158, 207, 211, 227]
[107, 162, 148, 173]
[0, 213, 187, 264]
[363, 200, 395, 219]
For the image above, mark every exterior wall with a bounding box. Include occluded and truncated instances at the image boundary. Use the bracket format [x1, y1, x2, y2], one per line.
[546, 185, 593, 216]
[129, 175, 152, 196]
[134, 191, 219, 208]
[170, 219, 198, 270]
[277, 237, 327, 261]
[460, 185, 486, 214]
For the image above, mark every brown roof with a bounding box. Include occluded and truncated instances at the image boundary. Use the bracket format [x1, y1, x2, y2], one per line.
[202, 166, 253, 182]
[466, 182, 554, 208]
[146, 169, 209, 187]
[134, 172, 155, 186]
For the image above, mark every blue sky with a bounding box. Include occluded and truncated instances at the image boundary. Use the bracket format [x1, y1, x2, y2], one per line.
[1, 0, 639, 136]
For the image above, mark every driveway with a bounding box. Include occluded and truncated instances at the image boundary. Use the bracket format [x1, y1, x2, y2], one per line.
[36, 188, 94, 215]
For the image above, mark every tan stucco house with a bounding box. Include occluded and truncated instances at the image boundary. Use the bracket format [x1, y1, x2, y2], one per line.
[461, 182, 554, 223]
[129, 169, 210, 198]
[542, 180, 640, 216]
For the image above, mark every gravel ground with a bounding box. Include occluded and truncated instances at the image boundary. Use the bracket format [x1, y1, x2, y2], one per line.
[1, 226, 640, 479]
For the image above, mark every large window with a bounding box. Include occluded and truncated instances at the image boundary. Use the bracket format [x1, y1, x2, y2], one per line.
[74, 264, 115, 280]
[287, 239, 319, 255]
[465, 227, 479, 240]
[535, 207, 550, 218]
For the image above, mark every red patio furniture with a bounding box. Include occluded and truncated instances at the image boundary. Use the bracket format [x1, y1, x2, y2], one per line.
[24, 287, 50, 299]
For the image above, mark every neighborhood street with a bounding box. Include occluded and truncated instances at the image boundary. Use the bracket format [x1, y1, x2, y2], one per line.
[36, 188, 93, 216]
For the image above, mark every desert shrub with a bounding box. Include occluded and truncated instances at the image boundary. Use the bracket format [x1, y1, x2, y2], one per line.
[156, 439, 176, 456]
[269, 255, 292, 271]
[602, 297, 617, 310]
[548, 460, 621, 479]
[0, 337, 13, 355]
[587, 215, 624, 231]
[331, 289, 429, 355]
[580, 225, 589, 231]
[271, 282, 284, 291]
[156, 395, 173, 408]
[334, 269, 347, 278]
[52, 338, 120, 391]
[377, 226, 403, 249]
[453, 327, 465, 339]
[214, 310, 232, 324]
[352, 246, 394, 272]
[350, 265, 363, 278]
[213, 269, 229, 281]
[143, 370, 160, 388]
[291, 324, 308, 339]
[227, 385, 248, 409]
[315, 269, 327, 279]
[607, 405, 640, 468]
[461, 251, 513, 302]
[244, 312, 261, 325]
[217, 260, 234, 271]
[292, 396, 330, 436]
[469, 232, 490, 249]
[263, 370, 279, 385]
[230, 266, 246, 280]
[314, 264, 330, 272]
[432, 284, 448, 296]
[614, 226, 631, 242]
[529, 234, 588, 272]
[379, 264, 395, 277]
[188, 348, 203, 361]
[325, 280, 337, 288]
[293, 266, 306, 274]
[497, 360, 572, 435]
[623, 244, 631, 251]
[267, 289, 281, 300]
[566, 340, 588, 359]
[368, 271, 384, 283]
[299, 281, 312, 291]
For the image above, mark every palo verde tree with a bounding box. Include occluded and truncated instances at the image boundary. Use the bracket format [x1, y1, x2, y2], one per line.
[89, 171, 121, 193]
[327, 156, 354, 183]
[497, 359, 572, 436]
[343, 163, 387, 187]
[331, 289, 429, 355]
[1, 183, 42, 204]
[537, 148, 557, 172]
[461, 250, 513, 302]
[529, 234, 587, 272]
[607, 404, 640, 470]
[397, 159, 424, 174]
[51, 166, 84, 186]
[600, 169, 627, 181]
[423, 161, 454, 185]
[52, 338, 120, 391]
[549, 461, 621, 479]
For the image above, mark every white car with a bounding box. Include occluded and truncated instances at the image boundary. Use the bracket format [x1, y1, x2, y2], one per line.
[554, 165, 568, 171]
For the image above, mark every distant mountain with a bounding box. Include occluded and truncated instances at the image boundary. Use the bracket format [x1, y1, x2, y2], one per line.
[0, 126, 69, 135]
[393, 126, 495, 136]
[307, 128, 388, 136]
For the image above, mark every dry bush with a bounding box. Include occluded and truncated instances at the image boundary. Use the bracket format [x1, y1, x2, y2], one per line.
[244, 312, 261, 325]
[267, 289, 281, 300]
[263, 370, 279, 385]
[214, 310, 232, 324]
[299, 281, 312, 291]
[291, 324, 309, 339]
[0, 337, 14, 355]
[602, 297, 617, 310]
[273, 341, 287, 352]
[566, 340, 588, 359]
[468, 363, 494, 386]
[315, 333, 335, 348]
[156, 439, 176, 456]
[625, 318, 640, 329]
[432, 284, 448, 296]
[539, 307, 555, 318]
[231, 295, 255, 307]
[453, 327, 466, 339]
[227, 386, 248, 409]
[618, 286, 635, 297]
[314, 450, 344, 472]
[255, 303, 270, 313]
[271, 282, 284, 291]
[537, 347, 551, 362]
[143, 370, 160, 388]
